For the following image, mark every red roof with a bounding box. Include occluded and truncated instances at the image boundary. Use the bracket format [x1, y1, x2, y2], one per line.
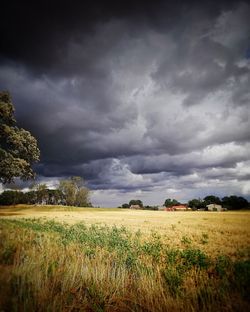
[171, 205, 187, 209]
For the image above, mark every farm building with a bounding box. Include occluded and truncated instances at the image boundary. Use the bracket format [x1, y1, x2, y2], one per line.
[130, 204, 142, 209]
[206, 204, 223, 211]
[164, 205, 187, 211]
[171, 205, 187, 211]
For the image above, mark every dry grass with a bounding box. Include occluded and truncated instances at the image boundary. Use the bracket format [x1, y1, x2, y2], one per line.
[0, 205, 250, 311]
[1, 205, 250, 257]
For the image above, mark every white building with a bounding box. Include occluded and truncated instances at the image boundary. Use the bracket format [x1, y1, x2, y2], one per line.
[206, 204, 223, 211]
[130, 204, 142, 209]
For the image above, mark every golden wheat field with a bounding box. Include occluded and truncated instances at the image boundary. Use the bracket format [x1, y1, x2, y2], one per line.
[0, 205, 250, 311]
[1, 205, 250, 256]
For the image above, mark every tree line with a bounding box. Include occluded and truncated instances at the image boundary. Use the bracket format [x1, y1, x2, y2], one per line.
[0, 176, 92, 207]
[187, 195, 249, 210]
[120, 195, 249, 211]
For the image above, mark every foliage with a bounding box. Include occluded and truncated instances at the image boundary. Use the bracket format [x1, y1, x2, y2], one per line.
[188, 195, 249, 210]
[0, 218, 249, 311]
[222, 196, 249, 210]
[0, 190, 24, 205]
[0, 91, 40, 183]
[188, 198, 205, 210]
[203, 195, 221, 206]
[59, 176, 90, 207]
[0, 179, 91, 207]
[0, 189, 63, 206]
[129, 199, 143, 207]
[164, 198, 180, 207]
[143, 205, 158, 210]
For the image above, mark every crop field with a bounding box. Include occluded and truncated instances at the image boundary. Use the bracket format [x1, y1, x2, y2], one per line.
[0, 205, 250, 311]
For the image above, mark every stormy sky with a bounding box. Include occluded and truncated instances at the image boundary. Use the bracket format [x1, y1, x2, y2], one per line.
[1, 0, 250, 206]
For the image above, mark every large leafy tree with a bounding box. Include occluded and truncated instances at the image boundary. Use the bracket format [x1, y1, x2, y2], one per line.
[59, 176, 90, 207]
[0, 91, 40, 183]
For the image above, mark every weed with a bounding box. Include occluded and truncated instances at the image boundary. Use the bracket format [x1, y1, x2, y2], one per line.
[215, 255, 231, 277]
[200, 233, 209, 244]
[163, 267, 184, 296]
[0, 244, 16, 265]
[0, 218, 249, 312]
[181, 235, 192, 246]
[181, 248, 209, 269]
[233, 260, 250, 299]
[171, 224, 176, 231]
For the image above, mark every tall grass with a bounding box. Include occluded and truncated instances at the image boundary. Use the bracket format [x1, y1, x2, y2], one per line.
[0, 218, 249, 311]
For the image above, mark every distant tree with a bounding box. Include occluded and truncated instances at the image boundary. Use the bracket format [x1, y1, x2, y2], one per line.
[33, 183, 48, 204]
[222, 196, 249, 210]
[121, 203, 129, 208]
[47, 189, 64, 205]
[188, 198, 205, 210]
[59, 180, 76, 206]
[59, 176, 90, 207]
[75, 187, 90, 207]
[0, 91, 40, 183]
[0, 190, 26, 205]
[129, 199, 143, 208]
[144, 205, 158, 211]
[203, 195, 221, 206]
[24, 191, 37, 204]
[164, 198, 180, 207]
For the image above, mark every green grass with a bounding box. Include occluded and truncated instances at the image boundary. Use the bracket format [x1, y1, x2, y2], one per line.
[0, 218, 250, 311]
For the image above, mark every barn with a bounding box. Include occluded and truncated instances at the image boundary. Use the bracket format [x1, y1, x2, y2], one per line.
[172, 205, 187, 211]
[206, 204, 223, 211]
[164, 205, 187, 211]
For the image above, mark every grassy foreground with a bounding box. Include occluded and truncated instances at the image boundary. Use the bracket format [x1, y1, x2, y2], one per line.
[0, 213, 250, 311]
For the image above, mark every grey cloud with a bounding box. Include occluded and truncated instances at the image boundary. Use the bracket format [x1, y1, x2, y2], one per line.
[0, 1, 250, 204]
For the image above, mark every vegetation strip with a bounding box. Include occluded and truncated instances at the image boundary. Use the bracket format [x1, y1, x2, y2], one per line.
[0, 218, 249, 311]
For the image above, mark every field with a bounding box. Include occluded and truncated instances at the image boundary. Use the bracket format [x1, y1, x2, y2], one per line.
[0, 205, 250, 311]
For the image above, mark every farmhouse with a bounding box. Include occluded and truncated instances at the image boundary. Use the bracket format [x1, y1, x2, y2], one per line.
[173, 205, 187, 211]
[164, 205, 188, 211]
[130, 204, 142, 209]
[206, 204, 223, 211]
[171, 205, 187, 211]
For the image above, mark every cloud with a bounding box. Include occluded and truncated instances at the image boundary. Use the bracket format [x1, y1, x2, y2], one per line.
[0, 1, 250, 205]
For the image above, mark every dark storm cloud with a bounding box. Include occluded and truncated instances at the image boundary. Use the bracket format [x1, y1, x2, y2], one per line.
[0, 0, 250, 205]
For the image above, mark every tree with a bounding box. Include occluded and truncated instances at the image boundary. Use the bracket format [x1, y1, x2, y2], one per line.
[59, 176, 90, 207]
[121, 203, 129, 208]
[222, 196, 249, 210]
[129, 199, 143, 208]
[47, 189, 64, 205]
[75, 187, 90, 207]
[0, 190, 26, 205]
[188, 198, 205, 210]
[0, 91, 40, 183]
[59, 179, 75, 206]
[164, 198, 180, 207]
[33, 183, 48, 204]
[203, 195, 221, 206]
